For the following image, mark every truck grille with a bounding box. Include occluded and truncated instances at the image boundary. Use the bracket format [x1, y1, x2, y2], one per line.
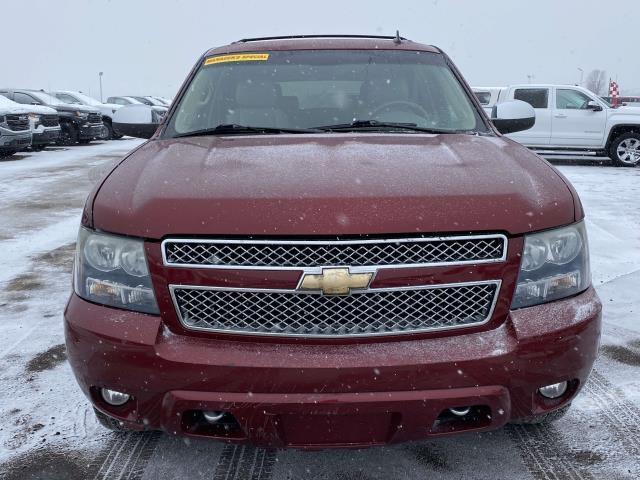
[163, 235, 506, 269]
[40, 114, 59, 127]
[170, 281, 500, 337]
[87, 112, 102, 124]
[6, 114, 30, 131]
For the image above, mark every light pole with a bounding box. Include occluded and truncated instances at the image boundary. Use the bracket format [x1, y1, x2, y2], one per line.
[577, 68, 584, 86]
[527, 74, 535, 84]
[99, 72, 104, 102]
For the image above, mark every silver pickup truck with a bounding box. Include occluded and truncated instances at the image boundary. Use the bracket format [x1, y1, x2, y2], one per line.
[474, 84, 640, 167]
[0, 95, 32, 157]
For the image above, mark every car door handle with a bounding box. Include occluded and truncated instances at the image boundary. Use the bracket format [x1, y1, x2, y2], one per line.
[554, 114, 567, 118]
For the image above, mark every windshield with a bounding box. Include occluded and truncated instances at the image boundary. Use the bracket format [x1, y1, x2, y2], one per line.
[30, 91, 63, 105]
[165, 50, 486, 137]
[72, 92, 102, 106]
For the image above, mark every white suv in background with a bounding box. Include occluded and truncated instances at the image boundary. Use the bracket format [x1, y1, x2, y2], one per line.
[50, 91, 123, 140]
[473, 84, 640, 167]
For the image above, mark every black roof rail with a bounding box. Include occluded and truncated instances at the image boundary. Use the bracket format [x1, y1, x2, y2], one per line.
[235, 34, 409, 43]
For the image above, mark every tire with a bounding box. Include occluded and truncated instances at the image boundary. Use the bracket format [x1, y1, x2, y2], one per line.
[30, 144, 46, 152]
[103, 120, 115, 140]
[609, 132, 640, 167]
[58, 123, 79, 146]
[0, 149, 18, 158]
[93, 408, 130, 431]
[510, 404, 571, 425]
[78, 139, 92, 145]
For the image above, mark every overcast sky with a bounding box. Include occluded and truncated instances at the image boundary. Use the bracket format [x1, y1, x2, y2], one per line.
[3, 0, 639, 99]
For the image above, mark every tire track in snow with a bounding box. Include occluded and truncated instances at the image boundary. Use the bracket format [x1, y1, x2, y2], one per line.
[90, 431, 161, 480]
[507, 423, 595, 480]
[583, 370, 640, 460]
[213, 444, 276, 480]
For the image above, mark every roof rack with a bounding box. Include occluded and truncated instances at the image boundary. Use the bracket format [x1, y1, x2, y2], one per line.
[235, 34, 409, 43]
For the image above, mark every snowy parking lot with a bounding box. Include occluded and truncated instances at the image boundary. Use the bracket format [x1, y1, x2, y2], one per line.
[0, 140, 639, 479]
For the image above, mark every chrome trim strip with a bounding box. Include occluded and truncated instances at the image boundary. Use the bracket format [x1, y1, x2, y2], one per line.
[168, 279, 502, 338]
[161, 234, 508, 270]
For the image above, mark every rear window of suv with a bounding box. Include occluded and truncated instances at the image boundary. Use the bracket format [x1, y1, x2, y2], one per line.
[164, 50, 487, 136]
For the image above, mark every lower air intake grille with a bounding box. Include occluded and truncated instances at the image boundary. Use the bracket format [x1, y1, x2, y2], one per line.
[171, 282, 499, 337]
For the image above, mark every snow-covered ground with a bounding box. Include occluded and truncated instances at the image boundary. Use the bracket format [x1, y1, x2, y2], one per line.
[0, 143, 638, 479]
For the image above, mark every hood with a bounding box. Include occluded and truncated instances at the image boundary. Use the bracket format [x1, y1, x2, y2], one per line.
[93, 134, 576, 239]
[53, 103, 99, 114]
[612, 105, 640, 115]
[0, 105, 30, 115]
[26, 105, 58, 115]
[96, 103, 122, 115]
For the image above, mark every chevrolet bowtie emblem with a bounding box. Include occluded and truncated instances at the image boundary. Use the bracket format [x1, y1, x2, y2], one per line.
[299, 267, 373, 295]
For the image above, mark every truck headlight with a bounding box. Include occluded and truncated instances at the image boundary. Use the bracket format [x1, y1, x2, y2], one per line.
[74, 227, 159, 314]
[511, 221, 590, 309]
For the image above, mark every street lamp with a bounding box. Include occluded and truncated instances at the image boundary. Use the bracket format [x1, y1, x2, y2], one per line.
[577, 68, 584, 86]
[99, 72, 104, 102]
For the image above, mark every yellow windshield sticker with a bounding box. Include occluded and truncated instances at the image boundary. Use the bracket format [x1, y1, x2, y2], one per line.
[204, 53, 270, 65]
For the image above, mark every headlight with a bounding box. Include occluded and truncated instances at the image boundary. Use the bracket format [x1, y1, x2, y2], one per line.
[28, 113, 41, 128]
[511, 221, 590, 309]
[75, 111, 89, 119]
[74, 227, 159, 314]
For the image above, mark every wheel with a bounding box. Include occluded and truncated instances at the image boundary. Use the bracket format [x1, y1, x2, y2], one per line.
[93, 408, 130, 431]
[510, 404, 571, 425]
[103, 120, 115, 140]
[58, 123, 79, 146]
[0, 149, 18, 158]
[78, 139, 92, 144]
[30, 144, 46, 152]
[609, 132, 640, 167]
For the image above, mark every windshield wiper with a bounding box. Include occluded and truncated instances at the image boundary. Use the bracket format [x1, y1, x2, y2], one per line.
[174, 124, 321, 138]
[314, 120, 466, 134]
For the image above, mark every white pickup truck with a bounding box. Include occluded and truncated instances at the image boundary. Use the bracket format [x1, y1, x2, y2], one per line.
[473, 84, 640, 167]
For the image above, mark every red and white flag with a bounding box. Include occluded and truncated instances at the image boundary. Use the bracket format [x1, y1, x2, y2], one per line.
[609, 79, 620, 107]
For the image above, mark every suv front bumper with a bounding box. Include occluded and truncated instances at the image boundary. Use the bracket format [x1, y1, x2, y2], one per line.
[78, 122, 105, 140]
[32, 126, 61, 145]
[64, 287, 601, 448]
[0, 128, 32, 149]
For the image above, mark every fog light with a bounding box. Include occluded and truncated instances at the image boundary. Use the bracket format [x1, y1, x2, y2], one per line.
[100, 388, 131, 406]
[538, 381, 568, 399]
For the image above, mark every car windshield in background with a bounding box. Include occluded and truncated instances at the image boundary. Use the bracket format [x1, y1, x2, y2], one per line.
[164, 50, 487, 137]
[31, 91, 63, 106]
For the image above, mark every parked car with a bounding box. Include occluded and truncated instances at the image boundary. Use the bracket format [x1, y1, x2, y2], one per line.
[0, 89, 104, 145]
[473, 84, 640, 166]
[0, 94, 60, 151]
[128, 96, 168, 107]
[67, 35, 601, 448]
[106, 96, 145, 106]
[50, 91, 123, 140]
[0, 97, 32, 157]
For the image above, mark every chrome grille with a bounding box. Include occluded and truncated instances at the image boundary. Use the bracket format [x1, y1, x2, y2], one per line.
[6, 114, 30, 131]
[163, 235, 506, 269]
[171, 282, 499, 337]
[87, 112, 102, 124]
[40, 114, 59, 127]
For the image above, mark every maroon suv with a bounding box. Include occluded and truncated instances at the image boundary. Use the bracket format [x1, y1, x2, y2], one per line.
[65, 35, 602, 448]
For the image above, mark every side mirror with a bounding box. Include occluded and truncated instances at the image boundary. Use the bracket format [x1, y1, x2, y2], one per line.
[491, 100, 536, 134]
[587, 101, 603, 112]
[112, 104, 163, 139]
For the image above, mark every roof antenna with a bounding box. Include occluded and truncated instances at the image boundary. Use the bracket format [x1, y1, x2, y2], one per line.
[394, 30, 402, 44]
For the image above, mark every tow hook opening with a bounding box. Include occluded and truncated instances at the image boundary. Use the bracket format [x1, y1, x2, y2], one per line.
[181, 410, 244, 439]
[432, 405, 493, 434]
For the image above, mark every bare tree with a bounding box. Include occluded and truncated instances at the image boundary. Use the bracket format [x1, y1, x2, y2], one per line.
[584, 69, 607, 95]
